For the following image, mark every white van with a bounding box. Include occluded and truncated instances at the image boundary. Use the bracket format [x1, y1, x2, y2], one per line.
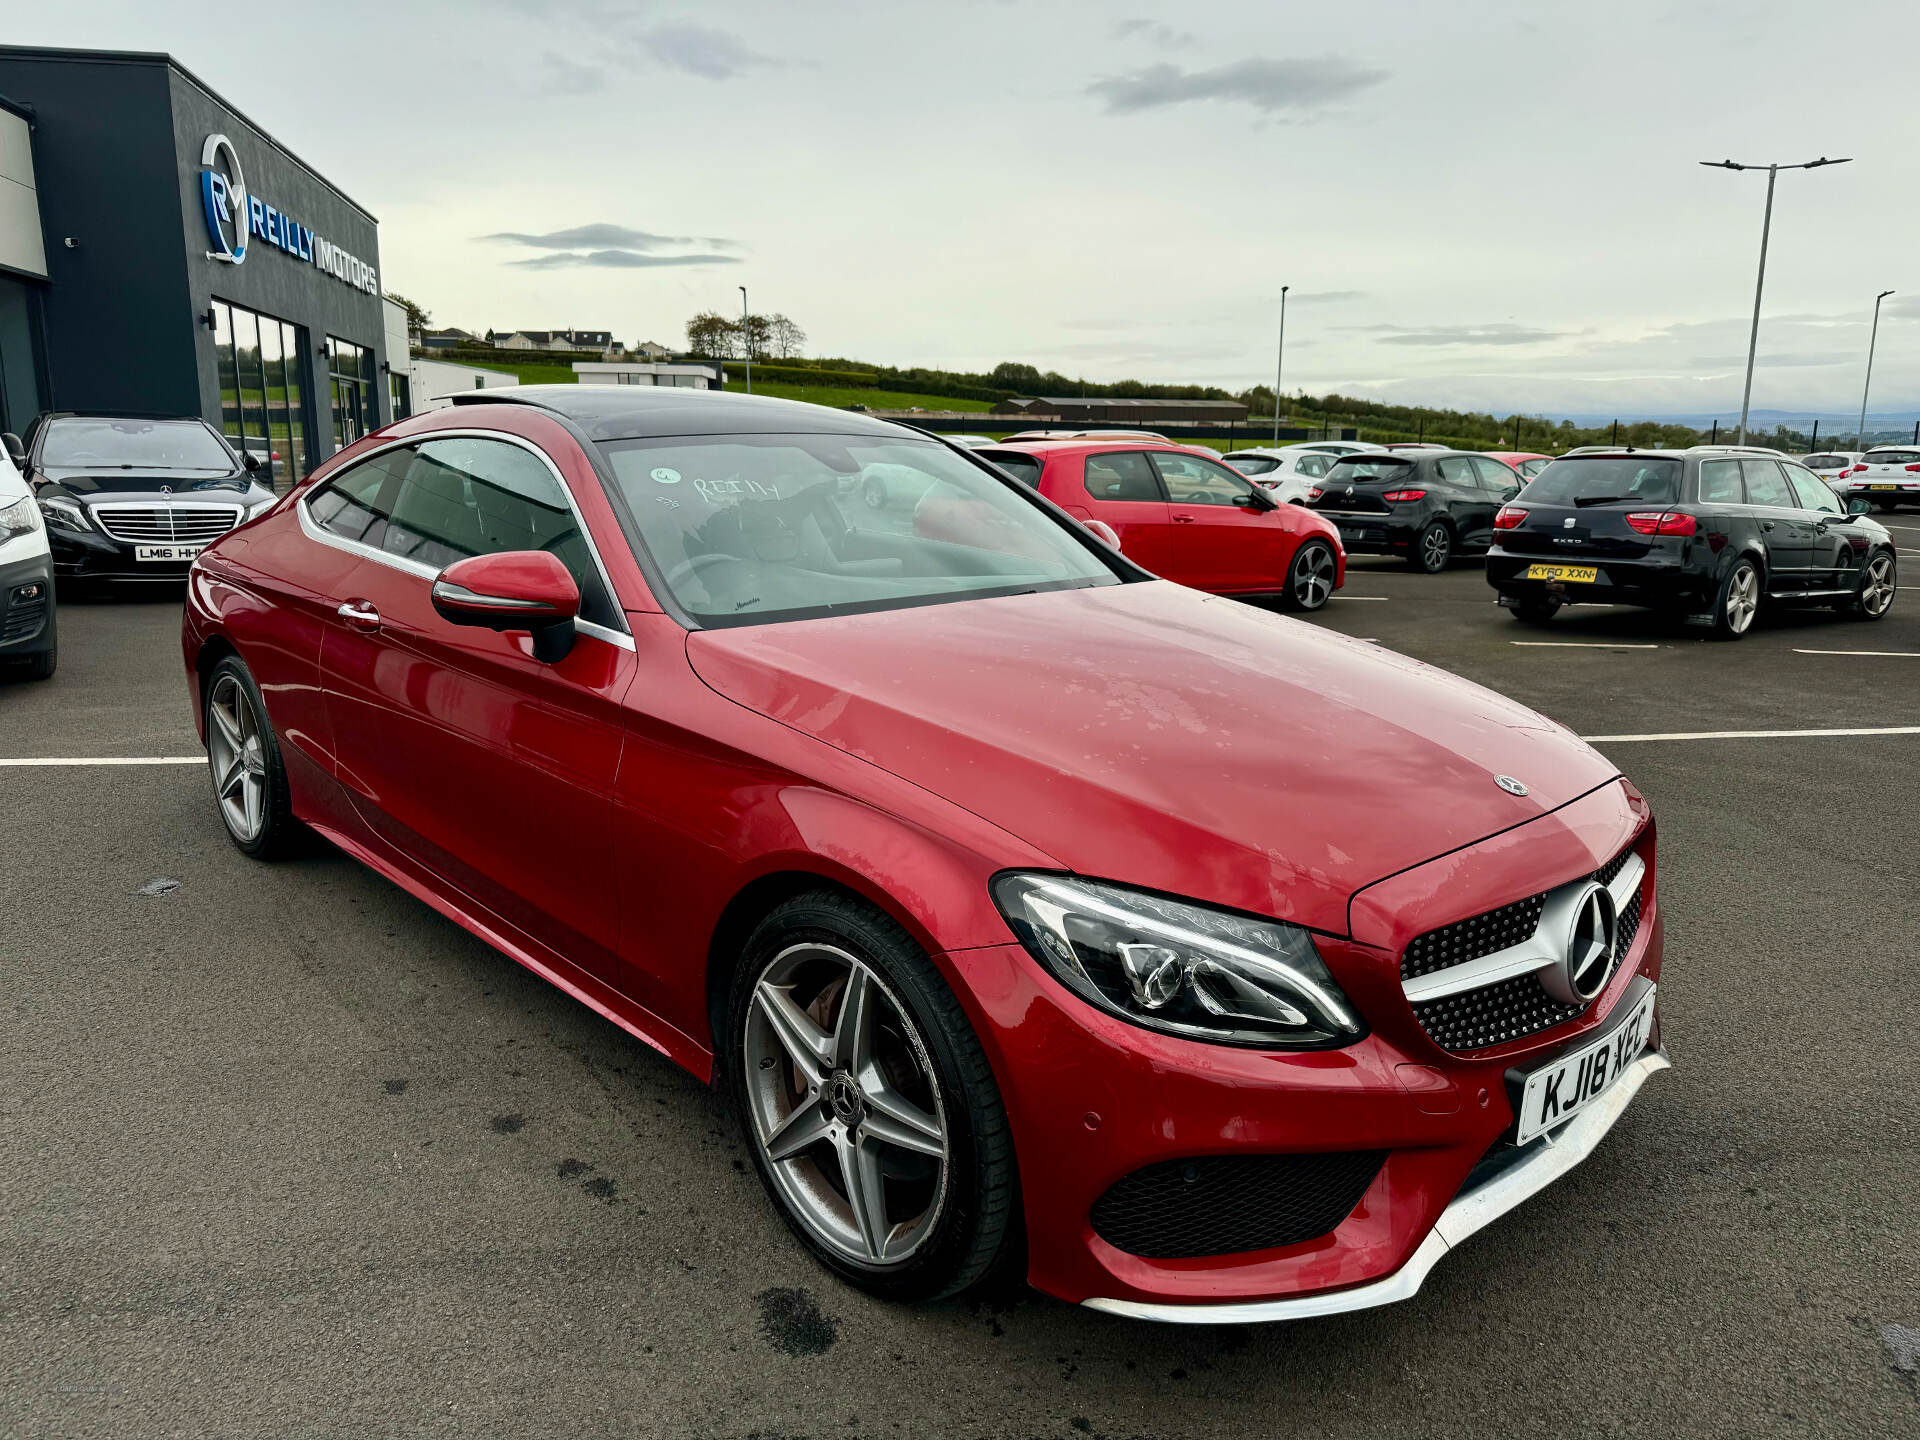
[0, 442, 56, 680]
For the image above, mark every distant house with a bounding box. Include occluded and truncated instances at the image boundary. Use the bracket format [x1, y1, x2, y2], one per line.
[629, 339, 675, 361]
[420, 327, 483, 351]
[489, 329, 621, 355]
[990, 396, 1248, 424]
[574, 359, 724, 390]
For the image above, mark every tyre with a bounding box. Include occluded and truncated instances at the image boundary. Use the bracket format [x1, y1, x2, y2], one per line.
[1874, 499, 1897, 513]
[1709, 556, 1762, 640]
[726, 890, 1017, 1302]
[204, 654, 303, 858]
[863, 477, 888, 510]
[1278, 539, 1337, 612]
[21, 644, 55, 681]
[1409, 520, 1452, 573]
[1510, 595, 1562, 625]
[1843, 550, 1897, 621]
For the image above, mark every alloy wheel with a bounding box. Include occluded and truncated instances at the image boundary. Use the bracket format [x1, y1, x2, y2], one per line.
[207, 673, 267, 842]
[1291, 544, 1335, 609]
[1725, 566, 1759, 634]
[743, 943, 949, 1267]
[1421, 524, 1450, 570]
[1861, 554, 1896, 616]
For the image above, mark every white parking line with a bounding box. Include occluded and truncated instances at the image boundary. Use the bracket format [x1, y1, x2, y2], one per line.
[1792, 649, 1920, 657]
[1331, 595, 1390, 601]
[1582, 726, 1920, 743]
[1511, 641, 1661, 649]
[1880, 523, 1920, 533]
[0, 756, 203, 767]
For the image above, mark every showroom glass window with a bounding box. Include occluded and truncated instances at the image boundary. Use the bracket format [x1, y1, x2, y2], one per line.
[209, 299, 311, 488]
[327, 337, 377, 451]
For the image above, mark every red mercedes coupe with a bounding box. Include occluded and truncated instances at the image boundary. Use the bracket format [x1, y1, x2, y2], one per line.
[182, 387, 1668, 1321]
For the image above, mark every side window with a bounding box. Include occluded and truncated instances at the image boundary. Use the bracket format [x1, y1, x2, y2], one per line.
[1296, 454, 1330, 479]
[984, 453, 1043, 488]
[1784, 464, 1843, 515]
[381, 437, 619, 629]
[307, 447, 413, 546]
[1436, 456, 1475, 488]
[1697, 459, 1745, 505]
[1152, 452, 1259, 507]
[1470, 456, 1518, 492]
[1081, 451, 1162, 503]
[1741, 459, 1794, 507]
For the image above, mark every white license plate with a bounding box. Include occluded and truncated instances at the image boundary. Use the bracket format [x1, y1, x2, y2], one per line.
[134, 545, 206, 562]
[1514, 987, 1657, 1145]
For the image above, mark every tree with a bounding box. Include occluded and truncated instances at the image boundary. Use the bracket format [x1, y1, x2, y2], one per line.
[686, 310, 738, 357]
[766, 314, 807, 359]
[990, 361, 1043, 393]
[384, 291, 431, 334]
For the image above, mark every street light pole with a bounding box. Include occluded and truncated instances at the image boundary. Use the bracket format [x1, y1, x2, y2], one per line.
[739, 285, 752, 395]
[1273, 285, 1288, 447]
[1699, 156, 1852, 445]
[1857, 289, 1894, 449]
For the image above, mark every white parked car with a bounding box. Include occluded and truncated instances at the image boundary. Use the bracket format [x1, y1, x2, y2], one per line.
[0, 438, 57, 680]
[1219, 447, 1343, 503]
[1281, 440, 1383, 457]
[1844, 447, 1920, 510]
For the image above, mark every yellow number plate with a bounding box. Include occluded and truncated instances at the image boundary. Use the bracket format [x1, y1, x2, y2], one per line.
[1524, 564, 1598, 583]
[1870, 483, 1898, 491]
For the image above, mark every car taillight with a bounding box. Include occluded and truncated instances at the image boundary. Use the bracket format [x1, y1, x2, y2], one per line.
[1906, 464, 1920, 473]
[1494, 505, 1527, 529]
[1307, 486, 1324, 500]
[1625, 511, 1697, 536]
[1381, 489, 1427, 502]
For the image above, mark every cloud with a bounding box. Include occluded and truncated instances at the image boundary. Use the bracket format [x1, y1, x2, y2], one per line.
[1087, 56, 1388, 117]
[484, 223, 736, 251]
[1886, 295, 1920, 320]
[1288, 290, 1367, 305]
[507, 249, 742, 270]
[1111, 18, 1196, 47]
[1354, 323, 1569, 347]
[642, 21, 780, 80]
[1686, 352, 1853, 368]
[538, 51, 606, 94]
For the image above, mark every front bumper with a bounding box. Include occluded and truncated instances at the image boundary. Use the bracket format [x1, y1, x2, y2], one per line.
[0, 550, 56, 657]
[1088, 1048, 1669, 1322]
[47, 525, 197, 583]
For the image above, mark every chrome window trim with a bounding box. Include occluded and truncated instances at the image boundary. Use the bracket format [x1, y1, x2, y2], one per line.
[295, 428, 635, 651]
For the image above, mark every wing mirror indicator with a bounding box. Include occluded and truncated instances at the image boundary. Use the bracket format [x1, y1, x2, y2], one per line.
[431, 550, 580, 663]
[1081, 518, 1123, 551]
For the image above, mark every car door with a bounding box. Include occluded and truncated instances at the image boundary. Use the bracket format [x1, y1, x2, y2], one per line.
[1783, 461, 1856, 588]
[1149, 449, 1286, 592]
[1432, 455, 1482, 541]
[1740, 457, 1813, 592]
[1466, 456, 1523, 547]
[1073, 450, 1175, 574]
[316, 432, 637, 982]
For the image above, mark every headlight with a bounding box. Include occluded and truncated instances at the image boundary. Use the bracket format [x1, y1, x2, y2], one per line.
[244, 497, 275, 521]
[992, 873, 1364, 1049]
[0, 494, 40, 542]
[39, 496, 90, 532]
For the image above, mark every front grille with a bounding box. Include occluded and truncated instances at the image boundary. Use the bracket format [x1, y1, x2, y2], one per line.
[1404, 840, 1645, 1054]
[94, 507, 240, 544]
[2, 586, 47, 643]
[1090, 1151, 1387, 1259]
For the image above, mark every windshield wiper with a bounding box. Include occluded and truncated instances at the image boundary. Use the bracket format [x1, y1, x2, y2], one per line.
[1573, 495, 1629, 507]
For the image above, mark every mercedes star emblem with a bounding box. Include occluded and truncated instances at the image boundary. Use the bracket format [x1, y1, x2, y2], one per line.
[1541, 882, 1619, 1003]
[1495, 774, 1528, 796]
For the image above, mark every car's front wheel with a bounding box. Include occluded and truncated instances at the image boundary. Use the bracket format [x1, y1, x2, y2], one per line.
[727, 891, 1017, 1302]
[1279, 539, 1337, 611]
[1843, 550, 1897, 621]
[205, 654, 302, 858]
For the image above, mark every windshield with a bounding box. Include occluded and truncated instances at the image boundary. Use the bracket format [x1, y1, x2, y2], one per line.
[601, 433, 1121, 625]
[1802, 454, 1850, 471]
[1521, 457, 1680, 506]
[42, 418, 235, 471]
[1324, 456, 1415, 483]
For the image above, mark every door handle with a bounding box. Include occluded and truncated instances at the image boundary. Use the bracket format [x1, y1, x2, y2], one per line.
[1172, 514, 1195, 523]
[337, 599, 382, 633]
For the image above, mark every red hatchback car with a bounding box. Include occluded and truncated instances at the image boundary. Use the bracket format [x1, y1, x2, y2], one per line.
[976, 439, 1347, 611]
[183, 388, 1669, 1321]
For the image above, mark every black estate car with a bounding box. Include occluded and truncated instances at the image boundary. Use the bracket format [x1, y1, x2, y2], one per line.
[1304, 449, 1522, 571]
[7, 413, 277, 588]
[1486, 447, 1898, 639]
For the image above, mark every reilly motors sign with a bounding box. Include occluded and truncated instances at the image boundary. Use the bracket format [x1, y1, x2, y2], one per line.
[199, 133, 378, 295]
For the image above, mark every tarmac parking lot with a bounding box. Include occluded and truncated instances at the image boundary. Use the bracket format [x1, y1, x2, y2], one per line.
[4, 560, 1917, 1440]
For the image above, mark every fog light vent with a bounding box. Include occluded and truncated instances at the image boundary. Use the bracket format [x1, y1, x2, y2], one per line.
[1090, 1151, 1386, 1259]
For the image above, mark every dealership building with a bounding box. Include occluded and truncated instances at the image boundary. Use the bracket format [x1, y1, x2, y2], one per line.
[0, 46, 398, 486]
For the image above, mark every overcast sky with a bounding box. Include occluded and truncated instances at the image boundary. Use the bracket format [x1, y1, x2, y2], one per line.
[20, 1, 1920, 420]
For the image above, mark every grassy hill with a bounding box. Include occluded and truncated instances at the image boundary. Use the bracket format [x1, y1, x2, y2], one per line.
[458, 359, 992, 415]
